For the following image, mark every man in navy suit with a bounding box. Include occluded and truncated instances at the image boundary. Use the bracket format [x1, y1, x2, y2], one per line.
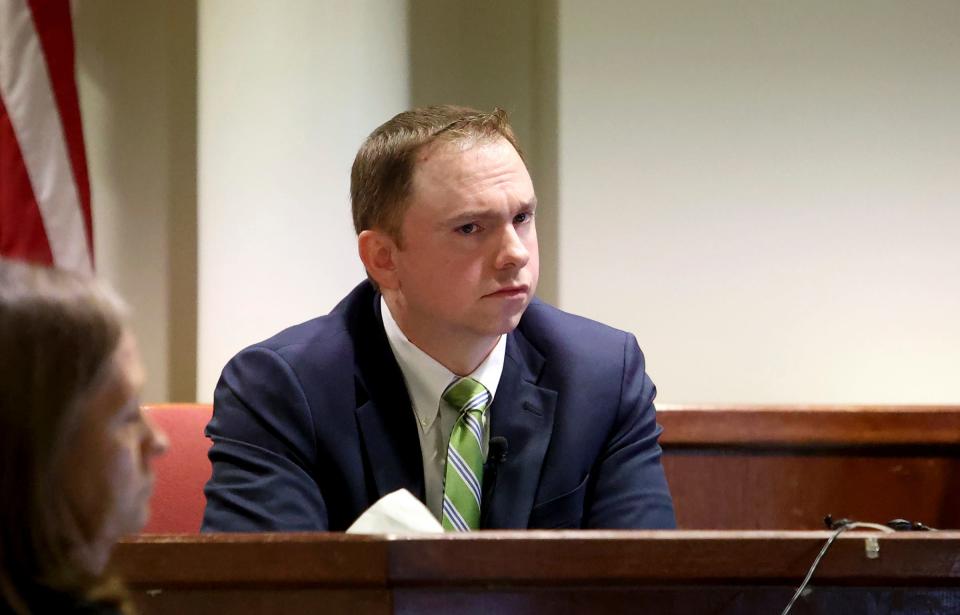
[202, 106, 675, 531]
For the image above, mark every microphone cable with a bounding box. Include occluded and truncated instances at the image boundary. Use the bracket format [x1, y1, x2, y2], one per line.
[780, 520, 895, 615]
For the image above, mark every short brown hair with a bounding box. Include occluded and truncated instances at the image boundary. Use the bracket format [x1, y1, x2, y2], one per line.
[0, 259, 129, 614]
[350, 105, 525, 242]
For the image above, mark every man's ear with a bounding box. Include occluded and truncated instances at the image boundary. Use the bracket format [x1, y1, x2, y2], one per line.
[358, 229, 400, 290]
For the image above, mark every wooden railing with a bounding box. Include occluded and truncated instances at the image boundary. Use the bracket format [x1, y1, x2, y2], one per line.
[111, 531, 960, 615]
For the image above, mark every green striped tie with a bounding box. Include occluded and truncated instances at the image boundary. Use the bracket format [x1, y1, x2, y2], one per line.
[441, 377, 490, 532]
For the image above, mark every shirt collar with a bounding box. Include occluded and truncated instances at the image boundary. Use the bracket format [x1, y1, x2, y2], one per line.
[381, 297, 506, 426]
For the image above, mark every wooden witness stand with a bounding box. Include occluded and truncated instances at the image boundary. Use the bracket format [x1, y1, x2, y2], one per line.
[114, 531, 960, 614]
[658, 405, 960, 529]
[116, 405, 960, 613]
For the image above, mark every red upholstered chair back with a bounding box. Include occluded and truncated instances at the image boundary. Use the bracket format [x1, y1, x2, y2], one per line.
[141, 404, 213, 533]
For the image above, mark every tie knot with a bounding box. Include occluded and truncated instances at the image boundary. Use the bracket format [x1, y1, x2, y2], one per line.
[442, 377, 491, 415]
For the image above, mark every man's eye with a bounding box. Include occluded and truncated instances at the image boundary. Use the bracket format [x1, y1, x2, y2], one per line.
[457, 223, 480, 235]
[514, 212, 533, 224]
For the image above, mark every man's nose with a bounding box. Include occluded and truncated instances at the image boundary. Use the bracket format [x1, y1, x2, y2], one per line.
[495, 225, 530, 270]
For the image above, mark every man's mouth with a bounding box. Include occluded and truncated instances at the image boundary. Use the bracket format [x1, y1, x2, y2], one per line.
[484, 285, 529, 298]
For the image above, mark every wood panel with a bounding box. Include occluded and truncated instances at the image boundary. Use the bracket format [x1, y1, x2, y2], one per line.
[111, 532, 960, 615]
[116, 533, 387, 586]
[657, 406, 960, 530]
[657, 405, 960, 446]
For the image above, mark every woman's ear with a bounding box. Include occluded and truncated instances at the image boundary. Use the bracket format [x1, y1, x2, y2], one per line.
[357, 229, 400, 290]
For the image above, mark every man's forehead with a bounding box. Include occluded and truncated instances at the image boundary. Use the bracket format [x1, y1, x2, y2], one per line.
[415, 134, 516, 167]
[397, 137, 533, 233]
[412, 136, 526, 185]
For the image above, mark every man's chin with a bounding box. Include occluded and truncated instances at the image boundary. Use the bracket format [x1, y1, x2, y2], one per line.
[491, 308, 528, 336]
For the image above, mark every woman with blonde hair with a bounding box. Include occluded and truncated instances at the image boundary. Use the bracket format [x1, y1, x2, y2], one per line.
[0, 259, 168, 614]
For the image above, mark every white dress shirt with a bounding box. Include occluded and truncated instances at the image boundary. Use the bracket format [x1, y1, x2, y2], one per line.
[380, 297, 506, 521]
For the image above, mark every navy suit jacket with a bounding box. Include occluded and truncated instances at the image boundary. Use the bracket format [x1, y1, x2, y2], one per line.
[202, 281, 675, 531]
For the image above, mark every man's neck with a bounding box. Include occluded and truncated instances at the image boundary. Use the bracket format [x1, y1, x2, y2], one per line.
[416, 333, 499, 377]
[383, 296, 499, 376]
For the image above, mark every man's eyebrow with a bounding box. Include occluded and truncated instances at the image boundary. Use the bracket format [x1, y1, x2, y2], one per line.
[444, 199, 538, 223]
[438, 210, 494, 228]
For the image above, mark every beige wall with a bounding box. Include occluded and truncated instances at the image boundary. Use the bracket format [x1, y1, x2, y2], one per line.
[82, 1, 960, 405]
[196, 0, 409, 400]
[558, 0, 960, 403]
[75, 0, 197, 404]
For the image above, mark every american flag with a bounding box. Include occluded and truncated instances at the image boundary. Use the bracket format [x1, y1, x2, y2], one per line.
[0, 0, 93, 273]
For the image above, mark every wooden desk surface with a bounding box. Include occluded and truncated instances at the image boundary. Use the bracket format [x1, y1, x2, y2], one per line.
[113, 531, 960, 614]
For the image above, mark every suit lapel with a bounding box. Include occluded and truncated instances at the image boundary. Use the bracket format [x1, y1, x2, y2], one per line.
[483, 329, 557, 528]
[352, 290, 425, 504]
